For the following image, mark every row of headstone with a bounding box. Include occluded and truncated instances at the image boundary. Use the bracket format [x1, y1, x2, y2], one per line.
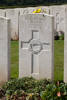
[0, 8, 67, 84]
[0, 13, 54, 84]
[0, 7, 49, 40]
[0, 5, 66, 40]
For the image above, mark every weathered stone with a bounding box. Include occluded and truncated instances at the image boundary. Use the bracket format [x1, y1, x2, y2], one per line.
[0, 9, 6, 17]
[19, 14, 54, 80]
[19, 7, 35, 15]
[50, 5, 65, 35]
[0, 17, 10, 83]
[6, 9, 20, 40]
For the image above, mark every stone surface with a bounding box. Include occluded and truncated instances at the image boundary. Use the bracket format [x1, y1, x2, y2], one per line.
[19, 7, 35, 15]
[64, 7, 67, 83]
[23, 7, 34, 14]
[50, 5, 65, 35]
[39, 6, 50, 14]
[0, 9, 6, 17]
[6, 9, 20, 40]
[19, 13, 54, 79]
[19, 6, 50, 15]
[0, 17, 10, 83]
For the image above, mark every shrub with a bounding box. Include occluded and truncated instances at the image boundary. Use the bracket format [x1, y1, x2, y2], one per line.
[1, 77, 67, 100]
[2, 77, 51, 95]
[41, 82, 67, 100]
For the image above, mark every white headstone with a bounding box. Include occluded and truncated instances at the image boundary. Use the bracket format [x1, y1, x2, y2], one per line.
[0, 17, 10, 83]
[6, 9, 20, 40]
[0, 9, 6, 17]
[50, 6, 65, 35]
[19, 14, 54, 79]
[64, 7, 67, 83]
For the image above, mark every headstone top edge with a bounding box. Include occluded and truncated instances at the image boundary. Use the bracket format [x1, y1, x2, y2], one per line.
[20, 13, 54, 18]
[0, 16, 10, 20]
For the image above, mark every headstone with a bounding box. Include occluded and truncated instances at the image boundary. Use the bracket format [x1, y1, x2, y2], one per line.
[0, 9, 6, 17]
[64, 7, 67, 83]
[19, 14, 54, 79]
[6, 9, 20, 40]
[50, 6, 65, 35]
[0, 17, 10, 84]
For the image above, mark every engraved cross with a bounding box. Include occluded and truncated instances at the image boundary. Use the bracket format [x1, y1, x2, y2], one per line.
[21, 30, 50, 74]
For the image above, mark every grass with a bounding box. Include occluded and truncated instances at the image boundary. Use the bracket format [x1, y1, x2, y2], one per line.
[11, 41, 19, 78]
[11, 40, 64, 81]
[54, 40, 64, 81]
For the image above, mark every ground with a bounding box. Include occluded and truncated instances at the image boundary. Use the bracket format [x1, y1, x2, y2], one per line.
[11, 41, 19, 78]
[11, 40, 64, 81]
[54, 40, 64, 80]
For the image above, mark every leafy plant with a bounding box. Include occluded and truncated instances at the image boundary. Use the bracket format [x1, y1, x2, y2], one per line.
[2, 77, 51, 96]
[1, 77, 67, 100]
[0, 88, 5, 98]
[41, 82, 67, 100]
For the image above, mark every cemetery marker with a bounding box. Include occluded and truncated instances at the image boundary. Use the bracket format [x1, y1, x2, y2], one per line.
[19, 14, 54, 79]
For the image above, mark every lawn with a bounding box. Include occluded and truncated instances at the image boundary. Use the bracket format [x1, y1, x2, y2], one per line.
[11, 41, 19, 78]
[54, 40, 64, 81]
[11, 40, 64, 81]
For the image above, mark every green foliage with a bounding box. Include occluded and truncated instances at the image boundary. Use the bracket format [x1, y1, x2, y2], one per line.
[41, 82, 67, 100]
[2, 77, 52, 96]
[1, 78, 67, 100]
[0, 88, 5, 98]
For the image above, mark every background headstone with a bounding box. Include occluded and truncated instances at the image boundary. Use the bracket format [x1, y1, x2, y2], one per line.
[6, 9, 20, 40]
[0, 17, 10, 84]
[0, 9, 6, 17]
[19, 14, 54, 79]
[50, 5, 65, 36]
[64, 7, 67, 83]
